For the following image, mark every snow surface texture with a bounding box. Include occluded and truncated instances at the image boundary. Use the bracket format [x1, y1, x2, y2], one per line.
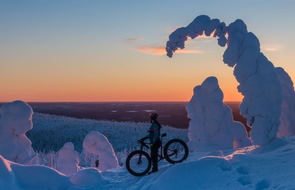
[186, 76, 251, 151]
[2, 103, 295, 189]
[0, 101, 37, 164]
[3, 136, 295, 189]
[56, 142, 80, 175]
[83, 131, 119, 171]
[276, 67, 295, 137]
[166, 15, 282, 145]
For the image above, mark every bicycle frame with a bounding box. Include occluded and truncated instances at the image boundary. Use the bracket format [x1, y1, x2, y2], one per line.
[138, 133, 167, 163]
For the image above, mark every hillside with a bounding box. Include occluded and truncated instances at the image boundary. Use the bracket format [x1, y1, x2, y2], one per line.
[27, 113, 188, 153]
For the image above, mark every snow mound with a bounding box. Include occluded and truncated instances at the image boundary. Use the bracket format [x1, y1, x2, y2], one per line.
[12, 164, 71, 189]
[145, 156, 239, 190]
[0, 155, 18, 190]
[0, 100, 37, 164]
[186, 76, 251, 151]
[69, 168, 105, 188]
[57, 142, 80, 175]
[142, 137, 295, 190]
[0, 155, 105, 190]
[83, 131, 119, 171]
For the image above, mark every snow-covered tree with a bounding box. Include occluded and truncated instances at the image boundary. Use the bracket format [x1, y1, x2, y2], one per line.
[166, 15, 282, 145]
[186, 76, 251, 151]
[276, 67, 295, 137]
[56, 142, 80, 175]
[0, 100, 37, 164]
[83, 131, 118, 171]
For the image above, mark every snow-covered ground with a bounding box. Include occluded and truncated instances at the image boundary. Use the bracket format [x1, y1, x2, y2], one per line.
[1, 101, 295, 189]
[2, 135, 295, 189]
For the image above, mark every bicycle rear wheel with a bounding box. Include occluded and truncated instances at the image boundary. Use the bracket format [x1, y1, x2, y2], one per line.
[164, 139, 188, 164]
[125, 150, 151, 176]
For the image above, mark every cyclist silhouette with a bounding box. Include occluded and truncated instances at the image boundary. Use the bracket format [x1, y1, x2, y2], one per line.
[140, 112, 161, 174]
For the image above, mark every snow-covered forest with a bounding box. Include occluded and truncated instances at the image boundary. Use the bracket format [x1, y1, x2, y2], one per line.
[28, 113, 188, 153]
[27, 113, 188, 166]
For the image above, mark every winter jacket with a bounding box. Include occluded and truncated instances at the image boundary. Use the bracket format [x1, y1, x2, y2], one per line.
[147, 121, 161, 144]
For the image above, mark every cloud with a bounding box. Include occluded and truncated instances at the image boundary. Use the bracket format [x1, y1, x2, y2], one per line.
[125, 29, 214, 56]
[125, 38, 144, 42]
[136, 46, 166, 55]
[136, 45, 205, 56]
[124, 36, 206, 56]
[262, 44, 282, 52]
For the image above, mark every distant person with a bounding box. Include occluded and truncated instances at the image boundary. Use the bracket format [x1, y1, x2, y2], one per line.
[95, 159, 99, 168]
[140, 112, 162, 174]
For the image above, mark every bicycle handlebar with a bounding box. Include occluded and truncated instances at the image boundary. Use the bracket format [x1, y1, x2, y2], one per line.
[138, 133, 167, 143]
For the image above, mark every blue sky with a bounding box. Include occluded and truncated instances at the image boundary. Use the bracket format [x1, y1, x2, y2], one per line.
[1, 0, 294, 102]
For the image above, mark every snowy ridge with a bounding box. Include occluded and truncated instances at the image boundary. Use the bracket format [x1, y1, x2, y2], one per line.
[103, 137, 295, 190]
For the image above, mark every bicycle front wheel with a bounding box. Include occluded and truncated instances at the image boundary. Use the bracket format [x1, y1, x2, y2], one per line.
[164, 139, 188, 164]
[125, 150, 151, 176]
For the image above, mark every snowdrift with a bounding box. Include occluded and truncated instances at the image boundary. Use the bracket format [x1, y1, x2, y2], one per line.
[1, 102, 295, 189]
[0, 155, 104, 190]
[3, 136, 295, 189]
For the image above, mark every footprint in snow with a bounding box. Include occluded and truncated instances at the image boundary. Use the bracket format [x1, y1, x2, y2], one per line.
[236, 166, 249, 175]
[255, 179, 270, 190]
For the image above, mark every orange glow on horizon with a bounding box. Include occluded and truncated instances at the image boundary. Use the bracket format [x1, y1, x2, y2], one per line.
[0, 81, 242, 102]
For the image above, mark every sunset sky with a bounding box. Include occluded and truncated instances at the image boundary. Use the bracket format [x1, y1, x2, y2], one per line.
[1, 0, 295, 102]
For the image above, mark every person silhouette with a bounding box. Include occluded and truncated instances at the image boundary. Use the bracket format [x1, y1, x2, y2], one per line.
[140, 112, 162, 174]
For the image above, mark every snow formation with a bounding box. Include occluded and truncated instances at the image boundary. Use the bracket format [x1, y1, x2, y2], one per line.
[83, 131, 119, 171]
[0, 155, 104, 190]
[144, 137, 295, 190]
[186, 76, 251, 151]
[3, 136, 295, 189]
[276, 67, 295, 137]
[0, 100, 37, 164]
[57, 142, 80, 175]
[166, 15, 282, 145]
[2, 105, 295, 189]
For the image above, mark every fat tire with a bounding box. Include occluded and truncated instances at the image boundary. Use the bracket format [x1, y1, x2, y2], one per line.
[126, 150, 151, 176]
[164, 139, 188, 164]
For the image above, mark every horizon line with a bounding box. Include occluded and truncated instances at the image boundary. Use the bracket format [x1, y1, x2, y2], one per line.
[0, 100, 242, 104]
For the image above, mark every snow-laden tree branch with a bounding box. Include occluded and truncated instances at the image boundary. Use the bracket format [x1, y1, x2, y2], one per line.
[166, 15, 282, 145]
